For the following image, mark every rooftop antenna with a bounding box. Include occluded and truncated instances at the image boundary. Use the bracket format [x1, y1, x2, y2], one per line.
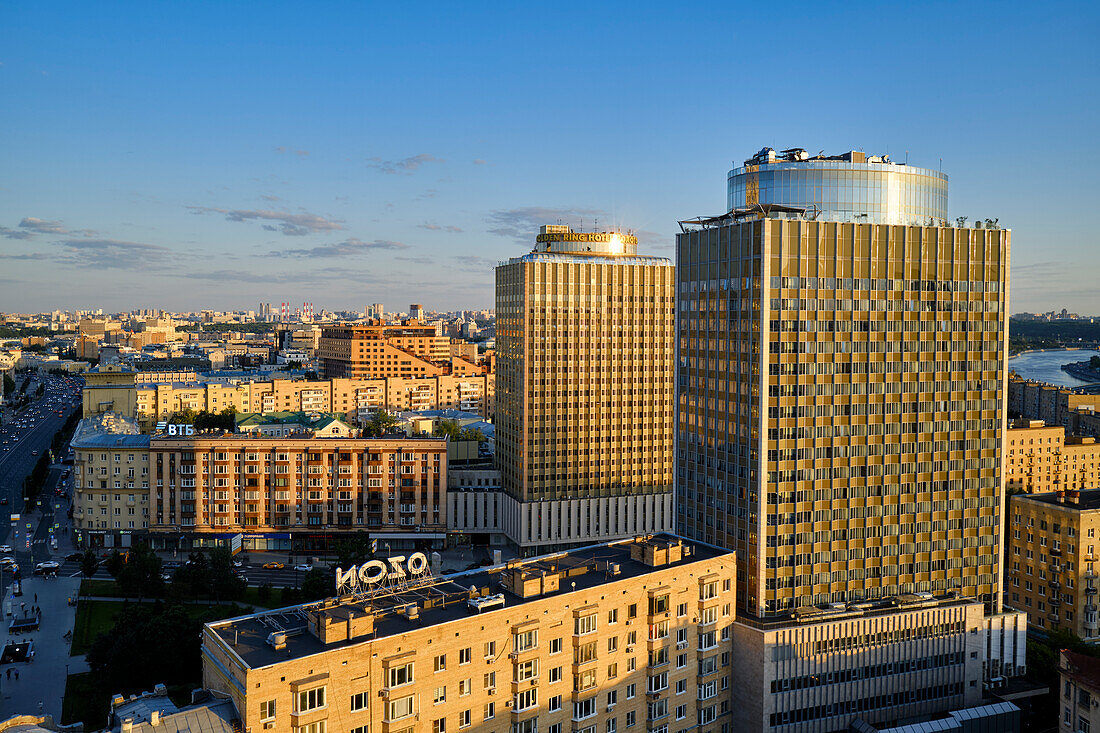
[905, 151, 909, 165]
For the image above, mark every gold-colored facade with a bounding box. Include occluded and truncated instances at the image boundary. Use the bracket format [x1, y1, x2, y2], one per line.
[1008, 490, 1100, 639]
[1005, 420, 1100, 493]
[676, 217, 1010, 617]
[495, 231, 675, 504]
[202, 536, 737, 733]
[72, 433, 151, 548]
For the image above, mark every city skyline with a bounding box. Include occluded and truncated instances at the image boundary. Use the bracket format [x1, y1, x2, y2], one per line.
[2, 1, 1098, 313]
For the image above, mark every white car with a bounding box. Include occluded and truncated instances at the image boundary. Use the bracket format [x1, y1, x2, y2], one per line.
[293, 564, 313, 573]
[0, 545, 11, 554]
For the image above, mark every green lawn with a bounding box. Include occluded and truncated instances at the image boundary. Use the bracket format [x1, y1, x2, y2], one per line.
[71, 599, 128, 655]
[79, 577, 269, 609]
[61, 672, 108, 731]
[78, 578, 127, 597]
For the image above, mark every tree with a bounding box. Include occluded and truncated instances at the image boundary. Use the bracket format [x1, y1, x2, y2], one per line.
[207, 546, 245, 603]
[2, 374, 14, 397]
[458, 427, 486, 443]
[362, 409, 400, 437]
[80, 549, 99, 579]
[170, 407, 198, 425]
[1091, 355, 1100, 370]
[257, 583, 272, 604]
[433, 419, 461, 441]
[300, 567, 334, 603]
[117, 542, 164, 600]
[334, 533, 374, 570]
[105, 550, 126, 579]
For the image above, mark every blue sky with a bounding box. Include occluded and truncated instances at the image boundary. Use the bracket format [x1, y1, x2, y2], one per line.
[1, 1, 1097, 314]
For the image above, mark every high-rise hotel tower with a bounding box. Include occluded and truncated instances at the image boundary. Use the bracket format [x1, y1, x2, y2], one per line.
[678, 148, 1009, 617]
[495, 225, 675, 549]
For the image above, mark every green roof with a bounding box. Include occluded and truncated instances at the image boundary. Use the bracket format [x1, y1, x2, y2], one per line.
[235, 411, 348, 429]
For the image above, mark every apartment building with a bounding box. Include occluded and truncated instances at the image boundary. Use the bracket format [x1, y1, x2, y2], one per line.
[147, 434, 447, 552]
[201, 535, 737, 733]
[84, 369, 495, 429]
[318, 320, 451, 379]
[1008, 374, 1097, 430]
[71, 413, 152, 548]
[1008, 490, 1100, 639]
[1060, 650, 1100, 733]
[495, 225, 676, 549]
[1006, 419, 1100, 493]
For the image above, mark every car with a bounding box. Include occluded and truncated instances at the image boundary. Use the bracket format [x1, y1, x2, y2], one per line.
[294, 564, 313, 573]
[0, 498, 8, 505]
[65, 552, 83, 561]
[0, 556, 16, 566]
[232, 559, 244, 567]
[262, 561, 284, 570]
[0, 545, 11, 554]
[161, 571, 173, 581]
[31, 450, 37, 456]
[33, 561, 60, 576]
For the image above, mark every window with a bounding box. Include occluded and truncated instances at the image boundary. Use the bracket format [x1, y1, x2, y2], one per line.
[388, 696, 414, 722]
[608, 609, 619, 624]
[675, 679, 686, 694]
[699, 631, 717, 650]
[389, 662, 414, 688]
[607, 718, 617, 733]
[259, 700, 276, 721]
[432, 718, 445, 733]
[485, 641, 496, 658]
[514, 629, 538, 652]
[607, 690, 618, 707]
[484, 703, 495, 721]
[675, 705, 687, 721]
[548, 666, 562, 683]
[549, 637, 563, 654]
[515, 689, 537, 712]
[297, 687, 326, 713]
[574, 697, 597, 721]
[435, 654, 447, 672]
[549, 695, 562, 712]
[626, 684, 636, 699]
[575, 613, 597, 635]
[434, 686, 446, 704]
[515, 659, 539, 682]
[352, 726, 368, 733]
[350, 692, 369, 712]
[676, 653, 687, 669]
[649, 595, 669, 615]
[608, 636, 618, 653]
[628, 604, 638, 619]
[575, 641, 598, 664]
[647, 700, 668, 721]
[677, 603, 688, 618]
[459, 647, 472, 665]
[607, 663, 618, 679]
[459, 679, 471, 696]
[547, 725, 561, 733]
[700, 581, 718, 600]
[625, 711, 636, 728]
[295, 723, 326, 733]
[484, 672, 496, 690]
[459, 710, 471, 729]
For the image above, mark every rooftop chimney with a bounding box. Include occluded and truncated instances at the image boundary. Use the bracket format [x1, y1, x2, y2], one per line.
[151, 710, 161, 726]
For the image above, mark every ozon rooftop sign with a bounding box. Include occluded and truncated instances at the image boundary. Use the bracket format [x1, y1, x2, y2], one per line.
[336, 553, 430, 595]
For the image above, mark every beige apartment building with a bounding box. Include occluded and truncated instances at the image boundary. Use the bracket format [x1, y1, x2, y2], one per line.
[318, 320, 455, 379]
[147, 434, 447, 552]
[70, 413, 152, 548]
[495, 226, 676, 549]
[1005, 419, 1100, 493]
[1008, 373, 1097, 429]
[1008, 489, 1100, 639]
[83, 367, 495, 428]
[202, 535, 737, 733]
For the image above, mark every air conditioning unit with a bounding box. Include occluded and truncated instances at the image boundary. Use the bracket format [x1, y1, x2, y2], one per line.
[487, 689, 495, 696]
[264, 722, 275, 730]
[676, 641, 688, 650]
[626, 646, 634, 653]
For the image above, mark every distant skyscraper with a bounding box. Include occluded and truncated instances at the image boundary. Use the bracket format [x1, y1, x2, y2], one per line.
[410, 303, 424, 321]
[678, 148, 1009, 616]
[495, 224, 675, 550]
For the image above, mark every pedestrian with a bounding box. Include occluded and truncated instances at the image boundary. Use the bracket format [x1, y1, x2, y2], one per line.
[14, 670, 18, 680]
[33, 593, 36, 603]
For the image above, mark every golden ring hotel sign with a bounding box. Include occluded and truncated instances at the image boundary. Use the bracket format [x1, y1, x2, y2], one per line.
[536, 232, 638, 245]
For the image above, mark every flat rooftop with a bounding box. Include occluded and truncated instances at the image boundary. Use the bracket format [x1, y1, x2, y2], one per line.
[207, 534, 729, 670]
[1013, 489, 1100, 511]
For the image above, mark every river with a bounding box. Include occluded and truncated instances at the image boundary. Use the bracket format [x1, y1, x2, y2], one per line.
[1008, 348, 1100, 387]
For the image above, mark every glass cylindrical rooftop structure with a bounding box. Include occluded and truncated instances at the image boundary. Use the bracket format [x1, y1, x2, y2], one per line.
[727, 147, 948, 225]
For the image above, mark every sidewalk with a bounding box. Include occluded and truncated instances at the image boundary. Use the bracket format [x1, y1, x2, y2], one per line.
[0, 574, 82, 721]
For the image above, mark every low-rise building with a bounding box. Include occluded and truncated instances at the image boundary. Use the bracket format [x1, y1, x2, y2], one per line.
[1060, 649, 1100, 733]
[202, 535, 737, 733]
[148, 434, 447, 552]
[1008, 489, 1100, 639]
[235, 411, 355, 438]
